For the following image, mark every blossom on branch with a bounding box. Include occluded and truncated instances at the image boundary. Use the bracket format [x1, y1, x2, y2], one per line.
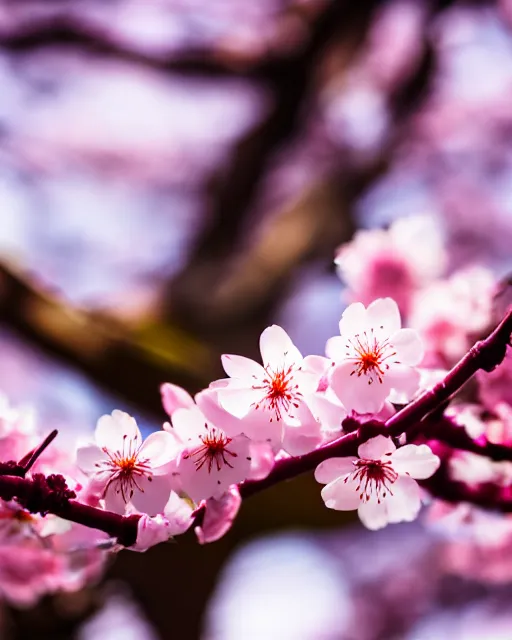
[327, 298, 424, 414]
[76, 410, 176, 515]
[315, 435, 440, 530]
[216, 325, 319, 426]
[167, 406, 274, 503]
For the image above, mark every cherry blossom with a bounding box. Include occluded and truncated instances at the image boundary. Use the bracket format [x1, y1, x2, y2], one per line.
[335, 215, 446, 315]
[167, 406, 274, 503]
[315, 435, 440, 530]
[195, 486, 242, 544]
[327, 298, 424, 414]
[216, 325, 319, 425]
[76, 410, 177, 515]
[409, 266, 495, 366]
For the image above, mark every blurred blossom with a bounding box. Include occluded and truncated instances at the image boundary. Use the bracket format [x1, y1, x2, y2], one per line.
[203, 534, 351, 640]
[78, 586, 158, 640]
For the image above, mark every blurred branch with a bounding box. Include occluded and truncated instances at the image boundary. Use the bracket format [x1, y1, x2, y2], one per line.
[167, 0, 382, 328]
[0, 262, 212, 415]
[168, 0, 441, 339]
[0, 3, 331, 79]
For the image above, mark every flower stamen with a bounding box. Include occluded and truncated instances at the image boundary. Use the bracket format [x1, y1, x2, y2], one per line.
[252, 363, 302, 421]
[344, 329, 397, 385]
[346, 458, 399, 504]
[185, 427, 237, 473]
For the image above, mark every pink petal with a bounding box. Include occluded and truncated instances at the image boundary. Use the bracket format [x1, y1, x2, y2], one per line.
[390, 328, 424, 366]
[387, 365, 421, 404]
[338, 302, 367, 336]
[139, 431, 180, 471]
[160, 383, 194, 418]
[130, 474, 173, 516]
[103, 484, 129, 514]
[321, 476, 361, 511]
[390, 444, 440, 479]
[325, 336, 347, 361]
[96, 410, 141, 451]
[247, 441, 275, 480]
[170, 406, 207, 443]
[76, 444, 108, 475]
[221, 354, 265, 380]
[307, 394, 346, 433]
[315, 457, 357, 484]
[195, 486, 241, 544]
[302, 355, 330, 376]
[357, 435, 396, 460]
[216, 386, 263, 419]
[384, 475, 421, 524]
[178, 435, 252, 503]
[164, 492, 194, 536]
[357, 500, 389, 530]
[132, 514, 173, 552]
[282, 398, 324, 454]
[366, 298, 401, 335]
[331, 361, 390, 414]
[259, 325, 302, 369]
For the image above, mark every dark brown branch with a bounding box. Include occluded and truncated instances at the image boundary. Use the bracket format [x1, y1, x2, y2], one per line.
[0, 473, 140, 546]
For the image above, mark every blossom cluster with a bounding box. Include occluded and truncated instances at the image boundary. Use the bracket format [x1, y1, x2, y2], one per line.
[0, 214, 511, 606]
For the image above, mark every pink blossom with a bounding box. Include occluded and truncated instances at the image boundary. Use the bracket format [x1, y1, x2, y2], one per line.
[216, 325, 319, 425]
[409, 266, 495, 366]
[315, 435, 440, 530]
[327, 298, 424, 414]
[195, 486, 242, 544]
[0, 543, 65, 606]
[131, 514, 174, 552]
[168, 406, 273, 503]
[335, 215, 445, 315]
[160, 382, 195, 418]
[197, 387, 284, 451]
[76, 410, 176, 515]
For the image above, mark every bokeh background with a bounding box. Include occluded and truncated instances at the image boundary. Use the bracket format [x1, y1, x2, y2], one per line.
[2, 0, 512, 638]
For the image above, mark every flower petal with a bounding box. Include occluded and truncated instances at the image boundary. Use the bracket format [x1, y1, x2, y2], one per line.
[221, 354, 265, 380]
[96, 410, 141, 450]
[357, 500, 389, 530]
[76, 444, 108, 475]
[170, 406, 208, 444]
[247, 442, 275, 480]
[366, 298, 401, 335]
[321, 476, 361, 511]
[387, 365, 421, 404]
[195, 486, 241, 544]
[338, 302, 367, 336]
[259, 325, 302, 369]
[325, 336, 347, 361]
[390, 444, 440, 479]
[390, 328, 424, 366]
[160, 383, 195, 418]
[315, 457, 357, 484]
[216, 386, 263, 420]
[104, 484, 129, 514]
[358, 435, 396, 459]
[139, 431, 180, 471]
[178, 435, 252, 503]
[331, 361, 390, 414]
[130, 474, 173, 516]
[384, 475, 421, 524]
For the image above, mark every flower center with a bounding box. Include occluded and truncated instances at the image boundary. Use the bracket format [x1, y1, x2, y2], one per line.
[252, 364, 302, 421]
[186, 427, 237, 473]
[345, 330, 396, 384]
[100, 435, 152, 504]
[348, 458, 398, 503]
